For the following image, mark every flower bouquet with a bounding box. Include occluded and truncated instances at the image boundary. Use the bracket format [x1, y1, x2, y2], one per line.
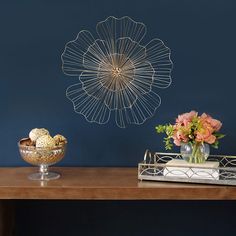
[156, 111, 225, 163]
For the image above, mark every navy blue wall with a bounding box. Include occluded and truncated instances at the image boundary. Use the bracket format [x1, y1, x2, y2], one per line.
[1, 1, 236, 236]
[1, 0, 236, 167]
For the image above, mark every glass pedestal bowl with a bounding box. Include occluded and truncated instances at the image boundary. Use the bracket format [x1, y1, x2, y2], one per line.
[18, 138, 67, 181]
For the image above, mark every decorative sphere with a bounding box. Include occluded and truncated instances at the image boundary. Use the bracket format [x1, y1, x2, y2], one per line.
[53, 134, 67, 145]
[36, 134, 55, 148]
[29, 128, 49, 142]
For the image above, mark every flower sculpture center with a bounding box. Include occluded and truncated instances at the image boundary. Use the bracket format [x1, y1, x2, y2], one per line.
[112, 67, 122, 77]
[62, 16, 173, 128]
[98, 54, 135, 92]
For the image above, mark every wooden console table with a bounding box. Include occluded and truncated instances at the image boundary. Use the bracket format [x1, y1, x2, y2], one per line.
[1, 167, 236, 235]
[1, 167, 236, 200]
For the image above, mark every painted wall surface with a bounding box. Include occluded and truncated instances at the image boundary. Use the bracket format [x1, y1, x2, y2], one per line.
[1, 0, 236, 167]
[1, 1, 236, 235]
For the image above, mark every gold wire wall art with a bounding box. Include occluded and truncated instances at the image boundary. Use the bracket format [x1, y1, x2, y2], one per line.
[61, 16, 173, 128]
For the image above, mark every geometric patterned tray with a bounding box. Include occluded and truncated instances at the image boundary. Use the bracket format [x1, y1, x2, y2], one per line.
[138, 150, 236, 186]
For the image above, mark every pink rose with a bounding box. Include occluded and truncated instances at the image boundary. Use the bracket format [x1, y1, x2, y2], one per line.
[177, 130, 189, 143]
[208, 118, 222, 131]
[200, 113, 208, 120]
[172, 127, 181, 146]
[172, 126, 189, 145]
[173, 134, 181, 146]
[173, 137, 181, 146]
[195, 122, 215, 143]
[200, 113, 222, 132]
[205, 135, 216, 144]
[176, 111, 197, 127]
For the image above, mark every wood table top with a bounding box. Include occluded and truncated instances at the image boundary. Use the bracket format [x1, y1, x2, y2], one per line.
[0, 167, 235, 200]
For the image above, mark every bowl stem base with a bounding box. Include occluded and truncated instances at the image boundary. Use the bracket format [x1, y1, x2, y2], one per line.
[28, 171, 61, 181]
[28, 165, 60, 180]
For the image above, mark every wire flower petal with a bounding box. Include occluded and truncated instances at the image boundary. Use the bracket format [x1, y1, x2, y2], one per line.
[116, 37, 146, 64]
[146, 39, 173, 88]
[96, 16, 147, 53]
[115, 91, 161, 128]
[62, 30, 95, 75]
[66, 83, 111, 124]
[83, 39, 111, 71]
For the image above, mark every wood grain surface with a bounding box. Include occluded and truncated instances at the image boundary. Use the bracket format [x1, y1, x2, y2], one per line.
[0, 167, 235, 200]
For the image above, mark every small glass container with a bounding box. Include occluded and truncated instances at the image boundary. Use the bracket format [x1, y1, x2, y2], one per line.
[18, 138, 67, 180]
[180, 142, 210, 164]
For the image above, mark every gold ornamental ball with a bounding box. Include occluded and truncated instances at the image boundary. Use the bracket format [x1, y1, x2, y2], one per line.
[53, 134, 67, 145]
[29, 128, 50, 142]
[36, 134, 56, 148]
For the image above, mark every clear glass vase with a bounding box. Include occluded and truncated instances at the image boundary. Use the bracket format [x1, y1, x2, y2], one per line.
[180, 142, 210, 164]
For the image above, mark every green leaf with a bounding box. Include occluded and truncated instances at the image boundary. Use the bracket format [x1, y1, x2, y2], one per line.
[155, 124, 174, 150]
[214, 133, 226, 139]
[211, 140, 219, 149]
[155, 125, 166, 133]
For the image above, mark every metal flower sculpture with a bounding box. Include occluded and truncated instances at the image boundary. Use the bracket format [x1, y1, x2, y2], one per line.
[62, 16, 173, 128]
